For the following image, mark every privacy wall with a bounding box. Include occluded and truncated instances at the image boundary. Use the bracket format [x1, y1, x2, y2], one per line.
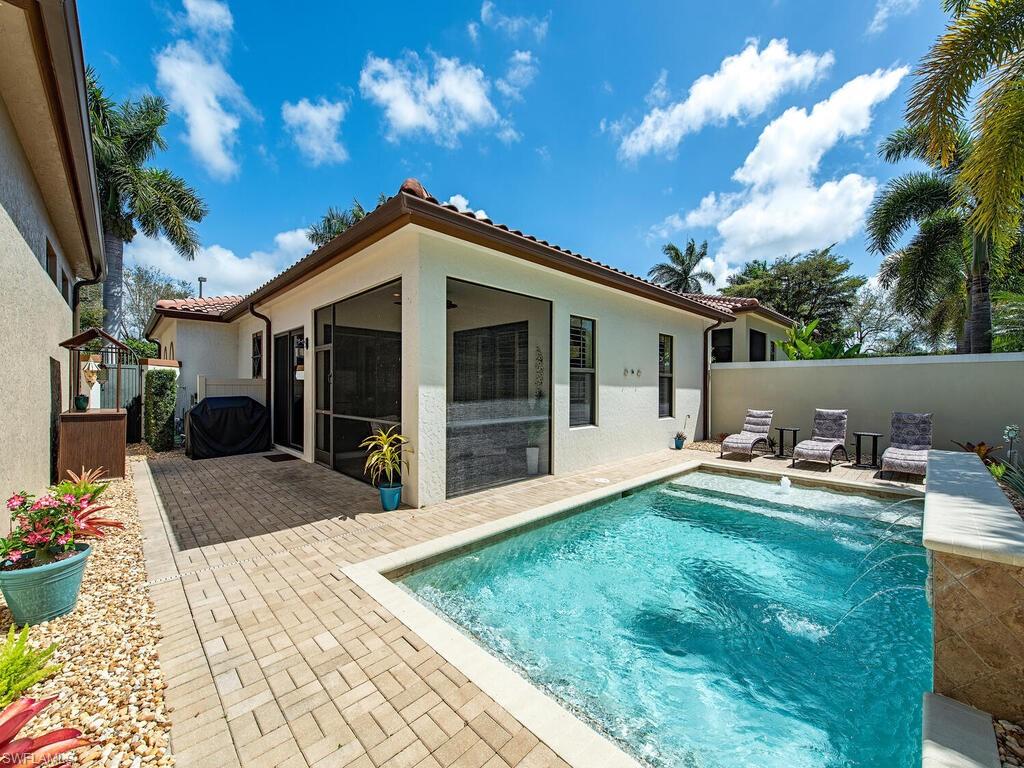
[710, 354, 1024, 451]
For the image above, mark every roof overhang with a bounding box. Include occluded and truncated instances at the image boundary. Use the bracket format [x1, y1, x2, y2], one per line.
[143, 306, 227, 339]
[734, 304, 795, 328]
[220, 194, 734, 323]
[0, 0, 105, 280]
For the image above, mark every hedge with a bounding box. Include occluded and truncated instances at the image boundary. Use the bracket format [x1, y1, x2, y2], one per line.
[144, 369, 177, 451]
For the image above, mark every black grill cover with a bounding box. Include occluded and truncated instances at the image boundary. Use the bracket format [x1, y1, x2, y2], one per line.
[185, 396, 270, 459]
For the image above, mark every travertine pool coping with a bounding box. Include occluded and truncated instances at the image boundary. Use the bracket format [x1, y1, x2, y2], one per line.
[344, 458, 922, 768]
[923, 450, 1024, 567]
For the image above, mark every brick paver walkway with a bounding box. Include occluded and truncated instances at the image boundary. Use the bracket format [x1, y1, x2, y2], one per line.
[135, 449, 917, 768]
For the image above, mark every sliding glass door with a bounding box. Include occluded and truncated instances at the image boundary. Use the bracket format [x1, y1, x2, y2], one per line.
[272, 327, 304, 450]
[313, 280, 402, 483]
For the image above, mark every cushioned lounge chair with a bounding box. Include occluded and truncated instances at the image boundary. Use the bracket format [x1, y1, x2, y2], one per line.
[791, 409, 849, 471]
[881, 412, 933, 479]
[720, 409, 774, 461]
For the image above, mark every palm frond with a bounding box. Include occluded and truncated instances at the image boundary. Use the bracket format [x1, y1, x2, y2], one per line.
[866, 172, 956, 253]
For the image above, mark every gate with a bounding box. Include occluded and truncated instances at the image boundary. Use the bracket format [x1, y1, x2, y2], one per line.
[98, 347, 143, 443]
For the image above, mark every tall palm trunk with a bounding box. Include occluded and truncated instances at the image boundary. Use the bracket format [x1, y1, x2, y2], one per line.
[968, 232, 992, 354]
[101, 230, 124, 337]
[957, 286, 971, 354]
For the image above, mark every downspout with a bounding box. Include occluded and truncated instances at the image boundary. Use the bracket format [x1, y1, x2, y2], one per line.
[71, 275, 102, 332]
[702, 318, 723, 441]
[249, 302, 272, 409]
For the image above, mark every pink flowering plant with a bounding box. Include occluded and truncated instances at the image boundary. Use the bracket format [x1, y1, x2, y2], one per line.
[0, 470, 123, 568]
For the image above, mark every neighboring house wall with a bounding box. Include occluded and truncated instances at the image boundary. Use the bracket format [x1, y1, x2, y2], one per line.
[714, 314, 789, 362]
[710, 354, 1024, 448]
[0, 93, 75, 498]
[161, 319, 237, 417]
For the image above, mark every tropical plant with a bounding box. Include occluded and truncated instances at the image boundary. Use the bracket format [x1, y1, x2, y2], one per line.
[0, 696, 89, 764]
[993, 291, 1024, 352]
[52, 467, 109, 504]
[779, 319, 862, 360]
[359, 427, 409, 487]
[722, 247, 865, 342]
[990, 462, 1007, 480]
[647, 240, 716, 294]
[0, 628, 60, 708]
[952, 440, 1003, 465]
[866, 124, 998, 352]
[86, 68, 207, 337]
[906, 0, 1024, 246]
[1, 489, 122, 567]
[1001, 461, 1024, 499]
[308, 194, 387, 247]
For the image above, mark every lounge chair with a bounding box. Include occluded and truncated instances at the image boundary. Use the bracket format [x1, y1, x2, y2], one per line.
[880, 412, 933, 479]
[791, 409, 849, 471]
[720, 409, 774, 461]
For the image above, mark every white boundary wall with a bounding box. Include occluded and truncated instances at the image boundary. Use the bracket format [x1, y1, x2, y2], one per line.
[710, 353, 1024, 451]
[197, 376, 265, 405]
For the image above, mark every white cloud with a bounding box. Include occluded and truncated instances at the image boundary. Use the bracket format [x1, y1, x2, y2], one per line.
[496, 50, 539, 100]
[619, 39, 834, 161]
[645, 69, 669, 108]
[467, 21, 480, 43]
[281, 97, 348, 166]
[360, 52, 507, 147]
[156, 0, 254, 180]
[125, 228, 313, 297]
[649, 66, 908, 279]
[480, 1, 549, 41]
[446, 194, 488, 220]
[867, 0, 921, 34]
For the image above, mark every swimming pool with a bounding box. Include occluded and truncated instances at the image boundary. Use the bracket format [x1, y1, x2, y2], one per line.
[399, 471, 931, 767]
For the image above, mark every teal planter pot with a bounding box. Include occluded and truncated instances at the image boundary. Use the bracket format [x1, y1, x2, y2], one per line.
[674, 437, 685, 450]
[378, 483, 402, 511]
[0, 545, 91, 626]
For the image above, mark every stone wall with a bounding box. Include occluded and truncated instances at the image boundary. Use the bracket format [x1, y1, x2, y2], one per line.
[931, 550, 1024, 720]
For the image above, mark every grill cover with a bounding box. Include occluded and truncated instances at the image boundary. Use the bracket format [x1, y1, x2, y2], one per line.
[185, 396, 270, 459]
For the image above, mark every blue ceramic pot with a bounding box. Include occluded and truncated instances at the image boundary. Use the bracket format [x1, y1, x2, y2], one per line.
[674, 437, 685, 450]
[0, 545, 91, 626]
[378, 483, 402, 511]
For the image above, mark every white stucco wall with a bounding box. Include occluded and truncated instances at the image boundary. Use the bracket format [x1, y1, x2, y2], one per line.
[171, 320, 238, 416]
[169, 225, 714, 507]
[715, 313, 789, 362]
[0, 93, 75, 497]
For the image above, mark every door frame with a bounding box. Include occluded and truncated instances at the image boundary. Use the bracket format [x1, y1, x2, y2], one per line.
[273, 326, 305, 452]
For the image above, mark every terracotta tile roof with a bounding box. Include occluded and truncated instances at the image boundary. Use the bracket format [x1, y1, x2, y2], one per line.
[154, 295, 244, 316]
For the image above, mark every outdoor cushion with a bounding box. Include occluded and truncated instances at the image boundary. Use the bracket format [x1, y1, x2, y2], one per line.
[792, 409, 848, 467]
[881, 411, 933, 476]
[721, 409, 773, 458]
[881, 446, 928, 476]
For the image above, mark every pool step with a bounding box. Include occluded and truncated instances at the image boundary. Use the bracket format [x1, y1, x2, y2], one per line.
[922, 693, 999, 768]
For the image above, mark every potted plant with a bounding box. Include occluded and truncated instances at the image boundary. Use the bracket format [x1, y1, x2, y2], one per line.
[525, 422, 544, 475]
[0, 468, 122, 626]
[360, 427, 409, 511]
[73, 395, 89, 412]
[674, 431, 687, 450]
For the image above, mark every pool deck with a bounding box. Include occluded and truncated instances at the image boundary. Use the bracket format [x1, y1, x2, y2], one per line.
[136, 448, 920, 768]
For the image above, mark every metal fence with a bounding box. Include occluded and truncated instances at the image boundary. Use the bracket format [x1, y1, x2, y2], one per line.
[97, 347, 143, 443]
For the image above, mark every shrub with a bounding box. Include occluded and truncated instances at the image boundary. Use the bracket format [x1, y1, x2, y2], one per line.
[144, 369, 177, 451]
[0, 628, 60, 708]
[52, 467, 109, 504]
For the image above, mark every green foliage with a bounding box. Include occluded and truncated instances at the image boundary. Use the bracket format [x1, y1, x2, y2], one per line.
[123, 264, 193, 340]
[952, 440, 1003, 465]
[722, 246, 866, 342]
[359, 427, 409, 487]
[122, 337, 159, 359]
[52, 466, 109, 503]
[647, 240, 716, 294]
[1001, 462, 1024, 500]
[780, 319, 862, 360]
[990, 463, 1007, 480]
[77, 283, 104, 332]
[0, 627, 60, 708]
[993, 291, 1024, 352]
[308, 194, 388, 247]
[144, 369, 178, 452]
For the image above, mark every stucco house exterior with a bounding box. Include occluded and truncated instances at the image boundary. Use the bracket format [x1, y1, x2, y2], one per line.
[146, 179, 789, 507]
[0, 0, 105, 494]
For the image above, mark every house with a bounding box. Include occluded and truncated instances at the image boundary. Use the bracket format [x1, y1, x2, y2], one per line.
[0, 0, 105, 494]
[700, 296, 792, 363]
[146, 179, 790, 507]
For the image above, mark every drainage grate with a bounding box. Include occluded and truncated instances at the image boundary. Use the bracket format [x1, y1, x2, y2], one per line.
[264, 453, 299, 463]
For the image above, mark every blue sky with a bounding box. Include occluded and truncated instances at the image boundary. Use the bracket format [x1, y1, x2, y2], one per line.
[80, 0, 948, 297]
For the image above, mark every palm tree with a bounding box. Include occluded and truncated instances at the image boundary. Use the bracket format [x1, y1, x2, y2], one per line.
[86, 69, 207, 337]
[307, 194, 388, 247]
[647, 240, 716, 294]
[866, 125, 990, 352]
[906, 0, 1024, 245]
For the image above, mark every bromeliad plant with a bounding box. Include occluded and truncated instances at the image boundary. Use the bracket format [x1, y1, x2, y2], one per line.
[1, 476, 123, 568]
[51, 466, 109, 505]
[359, 427, 409, 487]
[0, 696, 89, 764]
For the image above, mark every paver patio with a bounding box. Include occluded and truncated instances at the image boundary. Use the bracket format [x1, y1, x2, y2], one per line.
[135, 448, 918, 768]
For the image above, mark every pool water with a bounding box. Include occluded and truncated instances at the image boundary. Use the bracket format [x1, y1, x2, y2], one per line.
[400, 472, 931, 768]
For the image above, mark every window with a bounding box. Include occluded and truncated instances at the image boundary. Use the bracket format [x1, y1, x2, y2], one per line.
[251, 332, 263, 378]
[770, 341, 777, 361]
[569, 316, 595, 426]
[658, 334, 673, 417]
[453, 322, 528, 403]
[61, 271, 70, 304]
[45, 241, 58, 286]
[750, 329, 767, 362]
[711, 328, 733, 363]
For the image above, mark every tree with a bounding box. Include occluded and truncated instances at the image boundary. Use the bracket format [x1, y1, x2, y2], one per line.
[866, 124, 1003, 352]
[86, 68, 207, 338]
[647, 240, 716, 294]
[847, 285, 929, 354]
[721, 247, 866, 342]
[122, 265, 193, 339]
[780, 320, 862, 360]
[308, 194, 387, 247]
[906, 0, 1024, 245]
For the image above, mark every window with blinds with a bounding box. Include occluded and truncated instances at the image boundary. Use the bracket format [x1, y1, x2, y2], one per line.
[659, 333, 673, 417]
[251, 332, 263, 378]
[569, 316, 595, 426]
